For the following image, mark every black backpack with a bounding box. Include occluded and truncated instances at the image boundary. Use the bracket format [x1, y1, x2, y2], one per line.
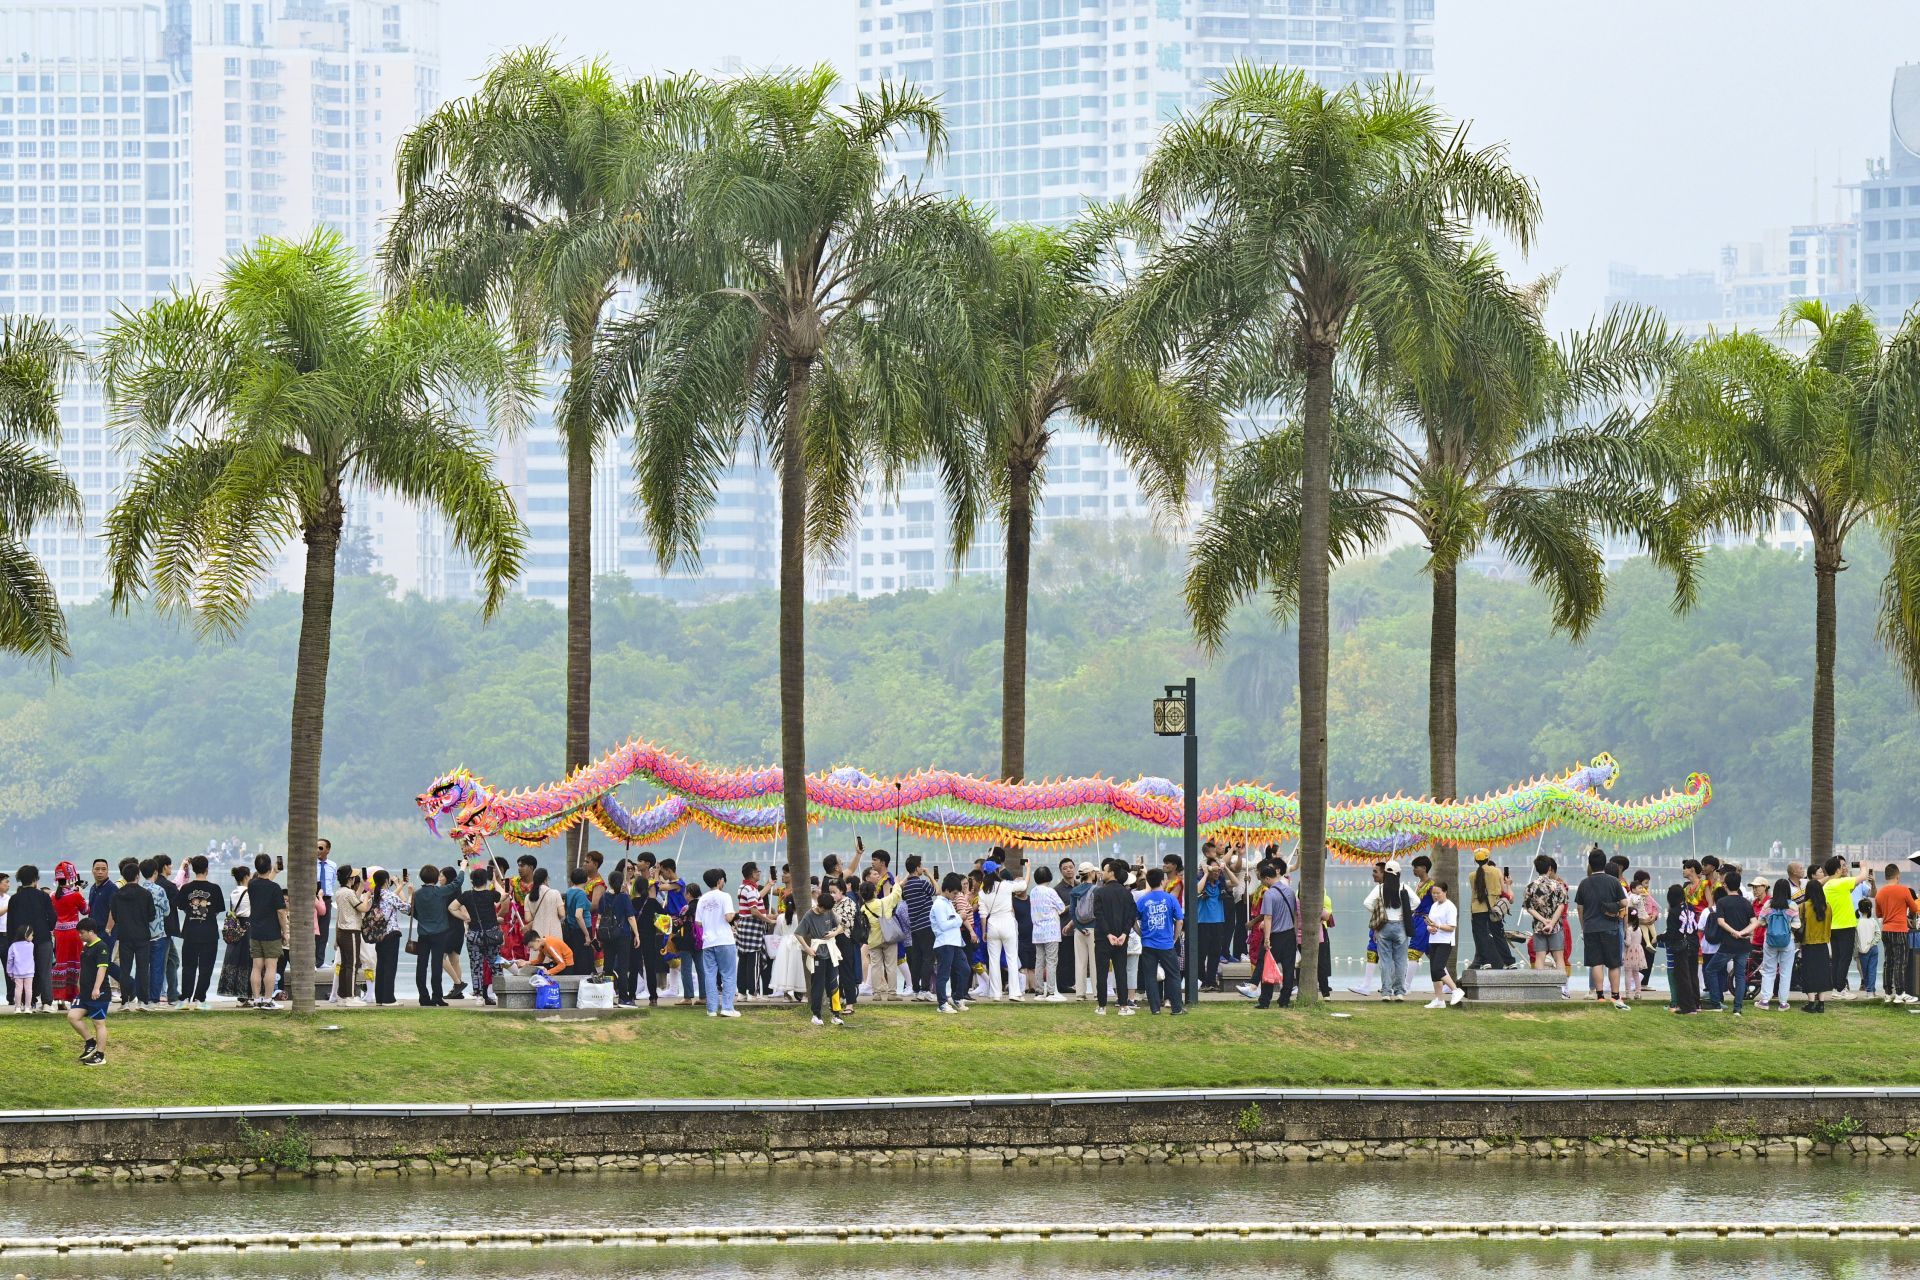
[851, 906, 871, 947]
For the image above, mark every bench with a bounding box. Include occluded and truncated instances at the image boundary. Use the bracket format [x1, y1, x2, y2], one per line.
[1458, 966, 1568, 1003]
[494, 972, 602, 1009]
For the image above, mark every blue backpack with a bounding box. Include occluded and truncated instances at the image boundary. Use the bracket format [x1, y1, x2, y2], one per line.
[1764, 908, 1791, 949]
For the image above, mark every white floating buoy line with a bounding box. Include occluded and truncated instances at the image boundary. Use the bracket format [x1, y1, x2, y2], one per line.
[0, 1220, 1912, 1256]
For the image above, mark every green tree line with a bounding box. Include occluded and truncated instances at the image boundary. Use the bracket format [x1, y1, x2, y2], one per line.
[0, 527, 1910, 862]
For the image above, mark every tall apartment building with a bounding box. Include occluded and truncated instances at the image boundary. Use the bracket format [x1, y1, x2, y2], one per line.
[0, 0, 441, 604]
[476, 413, 779, 608]
[0, 1, 193, 604]
[832, 0, 1437, 599]
[1857, 63, 1920, 318]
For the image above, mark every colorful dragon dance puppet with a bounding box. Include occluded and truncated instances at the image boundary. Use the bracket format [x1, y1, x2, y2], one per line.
[418, 741, 1711, 862]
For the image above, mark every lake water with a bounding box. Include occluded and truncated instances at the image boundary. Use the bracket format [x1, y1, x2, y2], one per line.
[4, 1157, 1916, 1279]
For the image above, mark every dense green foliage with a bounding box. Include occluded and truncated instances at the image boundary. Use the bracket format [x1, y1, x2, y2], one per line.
[0, 524, 1911, 863]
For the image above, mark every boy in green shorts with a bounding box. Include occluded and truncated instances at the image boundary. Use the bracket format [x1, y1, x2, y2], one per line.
[66, 917, 112, 1066]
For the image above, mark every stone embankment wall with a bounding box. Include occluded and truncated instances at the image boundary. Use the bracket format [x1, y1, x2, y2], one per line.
[0, 1090, 1913, 1182]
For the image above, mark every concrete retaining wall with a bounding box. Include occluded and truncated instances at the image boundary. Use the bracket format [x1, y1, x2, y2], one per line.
[0, 1089, 1914, 1182]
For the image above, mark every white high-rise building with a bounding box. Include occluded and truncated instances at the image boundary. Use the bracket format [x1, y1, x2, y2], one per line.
[1, 1, 193, 604]
[1, 0, 442, 605]
[183, 0, 441, 595]
[470, 406, 779, 608]
[835, 0, 1438, 598]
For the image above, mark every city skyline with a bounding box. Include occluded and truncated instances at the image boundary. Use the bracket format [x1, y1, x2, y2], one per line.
[8, 3, 1920, 606]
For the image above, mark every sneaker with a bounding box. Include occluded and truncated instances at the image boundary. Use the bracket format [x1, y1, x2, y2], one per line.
[1732, 1011, 1743, 1018]
[938, 1003, 955, 1014]
[1118, 1005, 1137, 1016]
[1424, 998, 1446, 1009]
[1612, 999, 1631, 1011]
[1095, 1006, 1108, 1016]
[1044, 993, 1069, 1003]
[832, 1016, 845, 1026]
[81, 1050, 104, 1067]
[954, 1000, 969, 1011]
[811, 1015, 824, 1026]
[707, 1011, 717, 1018]
[1754, 1001, 1770, 1011]
[77, 1040, 96, 1062]
[719, 1009, 741, 1018]
[1447, 989, 1464, 1007]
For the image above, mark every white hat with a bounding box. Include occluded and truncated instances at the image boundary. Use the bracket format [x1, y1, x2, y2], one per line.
[1384, 859, 1401, 875]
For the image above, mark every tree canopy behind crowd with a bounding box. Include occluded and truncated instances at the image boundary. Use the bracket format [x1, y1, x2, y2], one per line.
[0, 527, 1912, 864]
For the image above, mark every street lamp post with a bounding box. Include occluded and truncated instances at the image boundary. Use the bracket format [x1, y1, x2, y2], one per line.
[1153, 677, 1200, 1006]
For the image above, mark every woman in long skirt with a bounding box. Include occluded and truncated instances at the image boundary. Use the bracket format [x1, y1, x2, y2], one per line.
[50, 862, 86, 1007]
[769, 891, 805, 1001]
[217, 867, 253, 1000]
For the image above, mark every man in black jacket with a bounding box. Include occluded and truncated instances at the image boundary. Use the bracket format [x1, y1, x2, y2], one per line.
[1091, 858, 1139, 1016]
[108, 858, 154, 1008]
[8, 865, 56, 1009]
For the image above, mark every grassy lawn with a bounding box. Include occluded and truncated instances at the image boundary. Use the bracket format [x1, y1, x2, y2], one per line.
[0, 1001, 1915, 1109]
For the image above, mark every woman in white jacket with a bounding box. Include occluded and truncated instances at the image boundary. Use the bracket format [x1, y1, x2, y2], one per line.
[975, 855, 1027, 1000]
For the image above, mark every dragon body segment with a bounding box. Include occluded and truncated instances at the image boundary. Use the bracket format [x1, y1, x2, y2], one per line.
[417, 741, 1710, 861]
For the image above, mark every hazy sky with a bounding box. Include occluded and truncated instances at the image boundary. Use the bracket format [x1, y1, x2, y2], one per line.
[443, 1, 1920, 328]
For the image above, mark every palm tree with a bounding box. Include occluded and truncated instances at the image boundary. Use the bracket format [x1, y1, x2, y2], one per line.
[1188, 246, 1688, 910]
[964, 214, 1224, 783]
[0, 316, 82, 661]
[100, 232, 530, 1013]
[385, 47, 703, 871]
[1651, 300, 1920, 872]
[1130, 66, 1540, 1002]
[613, 67, 986, 894]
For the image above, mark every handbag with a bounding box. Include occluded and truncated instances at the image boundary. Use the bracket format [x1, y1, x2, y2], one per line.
[404, 916, 418, 957]
[221, 888, 249, 945]
[1260, 948, 1281, 985]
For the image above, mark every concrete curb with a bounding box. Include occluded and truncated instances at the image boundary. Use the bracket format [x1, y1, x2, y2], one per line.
[0, 1085, 1914, 1125]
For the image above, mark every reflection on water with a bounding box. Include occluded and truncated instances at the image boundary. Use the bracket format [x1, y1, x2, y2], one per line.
[5, 1160, 1917, 1279]
[5, 1242, 1908, 1280]
[3, 1158, 1917, 1237]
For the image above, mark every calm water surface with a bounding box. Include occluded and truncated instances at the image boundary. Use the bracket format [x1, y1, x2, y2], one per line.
[4, 1160, 1919, 1278]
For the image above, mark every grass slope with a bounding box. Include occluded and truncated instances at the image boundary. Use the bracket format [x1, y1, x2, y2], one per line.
[0, 1002, 1912, 1109]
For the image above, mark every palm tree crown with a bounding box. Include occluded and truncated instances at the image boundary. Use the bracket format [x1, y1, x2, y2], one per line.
[1130, 64, 1540, 1002]
[385, 46, 705, 870]
[100, 231, 530, 1013]
[616, 66, 987, 893]
[0, 316, 82, 661]
[1188, 245, 1685, 907]
[965, 212, 1224, 782]
[1651, 300, 1920, 868]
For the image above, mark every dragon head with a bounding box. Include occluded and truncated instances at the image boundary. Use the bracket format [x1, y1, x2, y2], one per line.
[416, 771, 499, 843]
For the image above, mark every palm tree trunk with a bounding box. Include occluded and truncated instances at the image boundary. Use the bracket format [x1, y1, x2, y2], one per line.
[284, 490, 343, 1017]
[779, 358, 814, 895]
[1000, 458, 1033, 784]
[1810, 539, 1839, 869]
[1428, 563, 1459, 956]
[563, 322, 595, 875]
[1294, 343, 1335, 1006]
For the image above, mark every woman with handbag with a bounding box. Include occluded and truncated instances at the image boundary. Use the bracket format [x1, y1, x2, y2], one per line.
[366, 869, 408, 1006]
[217, 864, 253, 1001]
[448, 864, 503, 1007]
[330, 868, 368, 1004]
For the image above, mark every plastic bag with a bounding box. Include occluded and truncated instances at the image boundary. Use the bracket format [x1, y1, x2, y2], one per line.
[577, 977, 615, 1009]
[534, 979, 563, 1010]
